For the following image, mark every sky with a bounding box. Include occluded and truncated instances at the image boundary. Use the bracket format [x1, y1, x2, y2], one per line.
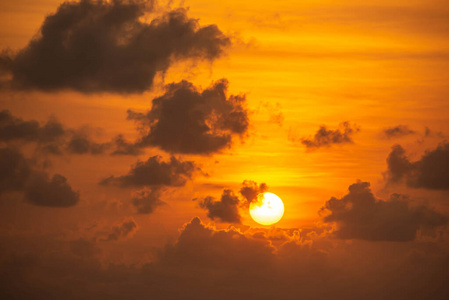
[0, 0, 449, 299]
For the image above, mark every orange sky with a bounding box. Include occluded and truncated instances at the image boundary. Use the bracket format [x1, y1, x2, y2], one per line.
[0, 1, 448, 299]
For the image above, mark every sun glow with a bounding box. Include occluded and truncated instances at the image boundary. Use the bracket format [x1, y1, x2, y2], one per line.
[249, 192, 284, 226]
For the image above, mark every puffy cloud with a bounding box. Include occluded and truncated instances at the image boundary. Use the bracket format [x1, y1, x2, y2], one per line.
[382, 125, 416, 139]
[131, 187, 165, 214]
[385, 143, 449, 190]
[199, 189, 241, 223]
[100, 218, 138, 242]
[0, 0, 230, 93]
[321, 181, 448, 241]
[24, 173, 80, 207]
[197, 180, 268, 223]
[157, 217, 275, 268]
[100, 155, 196, 187]
[0, 110, 64, 143]
[300, 121, 359, 149]
[0, 147, 79, 207]
[0, 110, 140, 156]
[239, 180, 268, 205]
[128, 79, 249, 154]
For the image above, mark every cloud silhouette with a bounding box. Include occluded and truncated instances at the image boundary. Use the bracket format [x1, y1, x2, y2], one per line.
[239, 180, 268, 205]
[131, 187, 165, 214]
[382, 125, 416, 139]
[0, 147, 79, 207]
[199, 189, 241, 223]
[24, 173, 79, 207]
[301, 121, 359, 149]
[0, 147, 31, 194]
[0, 110, 65, 144]
[100, 218, 138, 242]
[385, 143, 449, 190]
[128, 79, 249, 154]
[0, 0, 230, 93]
[321, 181, 447, 241]
[100, 156, 196, 187]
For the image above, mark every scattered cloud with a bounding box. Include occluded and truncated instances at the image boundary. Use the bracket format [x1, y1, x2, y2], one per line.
[300, 121, 360, 150]
[385, 143, 449, 190]
[24, 172, 79, 207]
[321, 181, 447, 241]
[382, 125, 416, 139]
[128, 79, 249, 154]
[239, 180, 268, 206]
[100, 156, 196, 188]
[131, 187, 165, 214]
[199, 189, 241, 223]
[99, 218, 138, 242]
[0, 147, 79, 207]
[197, 180, 268, 223]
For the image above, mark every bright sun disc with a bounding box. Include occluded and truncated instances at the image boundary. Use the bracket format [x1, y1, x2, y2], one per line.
[249, 192, 284, 226]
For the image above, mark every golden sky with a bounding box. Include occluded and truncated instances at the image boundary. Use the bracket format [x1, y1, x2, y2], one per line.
[0, 0, 448, 299]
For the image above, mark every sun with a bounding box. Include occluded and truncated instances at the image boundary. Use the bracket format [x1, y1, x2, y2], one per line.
[249, 192, 284, 226]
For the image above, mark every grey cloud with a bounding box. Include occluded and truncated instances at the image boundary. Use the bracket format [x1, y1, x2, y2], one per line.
[301, 121, 359, 149]
[128, 79, 249, 154]
[197, 180, 267, 223]
[0, 110, 139, 156]
[100, 218, 138, 242]
[99, 155, 196, 187]
[239, 180, 268, 205]
[385, 143, 449, 190]
[131, 187, 165, 214]
[0, 110, 65, 144]
[382, 125, 416, 139]
[0, 0, 230, 93]
[199, 189, 241, 223]
[24, 173, 80, 207]
[0, 147, 79, 207]
[321, 181, 447, 241]
[0, 147, 31, 194]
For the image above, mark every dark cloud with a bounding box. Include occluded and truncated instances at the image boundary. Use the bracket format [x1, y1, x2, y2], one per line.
[301, 121, 359, 149]
[199, 189, 241, 223]
[1, 217, 449, 300]
[385, 143, 449, 190]
[0, 146, 79, 207]
[0, 147, 31, 194]
[131, 187, 165, 214]
[0, 110, 65, 143]
[100, 155, 196, 187]
[110, 134, 142, 156]
[382, 125, 416, 139]
[100, 218, 138, 242]
[0, 0, 230, 93]
[128, 79, 249, 154]
[66, 132, 110, 155]
[197, 180, 267, 223]
[24, 172, 80, 207]
[321, 181, 447, 241]
[239, 180, 268, 205]
[0, 110, 139, 156]
[158, 217, 275, 269]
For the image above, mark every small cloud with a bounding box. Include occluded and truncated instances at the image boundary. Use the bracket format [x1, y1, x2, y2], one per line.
[299, 122, 360, 150]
